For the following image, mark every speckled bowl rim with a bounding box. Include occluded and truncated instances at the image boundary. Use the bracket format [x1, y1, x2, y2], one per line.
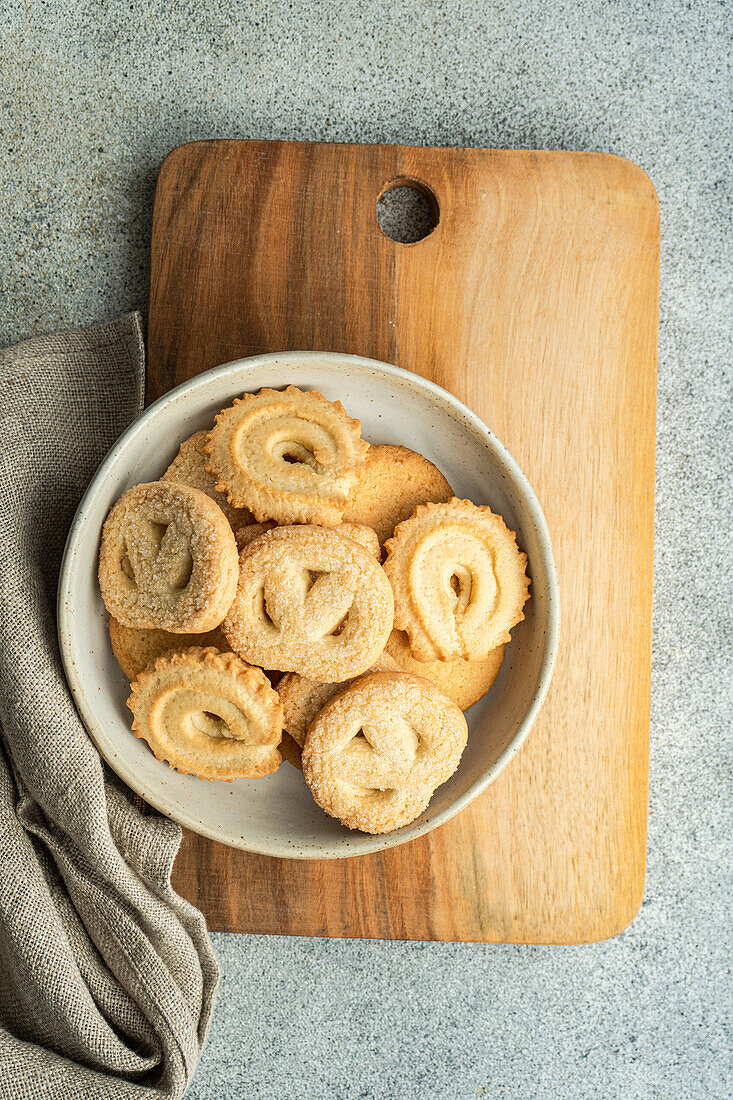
[58, 351, 559, 858]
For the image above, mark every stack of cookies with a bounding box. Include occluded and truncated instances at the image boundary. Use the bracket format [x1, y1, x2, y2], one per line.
[98, 385, 530, 834]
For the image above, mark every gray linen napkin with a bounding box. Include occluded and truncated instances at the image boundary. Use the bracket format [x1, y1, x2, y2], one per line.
[0, 314, 219, 1100]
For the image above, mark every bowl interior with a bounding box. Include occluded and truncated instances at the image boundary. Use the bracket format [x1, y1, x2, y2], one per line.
[58, 352, 558, 858]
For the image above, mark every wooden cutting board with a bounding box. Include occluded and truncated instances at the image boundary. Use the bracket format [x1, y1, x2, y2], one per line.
[148, 140, 659, 943]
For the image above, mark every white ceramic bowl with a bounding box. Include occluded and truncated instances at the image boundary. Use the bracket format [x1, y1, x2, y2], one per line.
[58, 352, 559, 858]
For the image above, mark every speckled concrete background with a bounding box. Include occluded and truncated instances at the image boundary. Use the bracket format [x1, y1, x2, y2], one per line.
[2, 1, 731, 1097]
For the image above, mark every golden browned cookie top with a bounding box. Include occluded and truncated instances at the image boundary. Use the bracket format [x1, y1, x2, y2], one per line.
[163, 429, 254, 528]
[383, 498, 530, 661]
[205, 386, 369, 525]
[302, 671, 468, 833]
[98, 480, 239, 633]
[108, 617, 230, 680]
[331, 522, 381, 559]
[127, 646, 282, 781]
[385, 628, 505, 711]
[341, 443, 453, 544]
[223, 524, 394, 682]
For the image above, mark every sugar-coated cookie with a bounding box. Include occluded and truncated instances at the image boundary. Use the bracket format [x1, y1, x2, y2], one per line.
[108, 617, 230, 680]
[302, 671, 468, 833]
[278, 651, 399, 769]
[333, 523, 381, 560]
[385, 629, 505, 711]
[223, 525, 394, 681]
[205, 386, 369, 525]
[98, 481, 239, 632]
[127, 647, 282, 780]
[383, 499, 530, 661]
[341, 444, 453, 544]
[163, 430, 254, 528]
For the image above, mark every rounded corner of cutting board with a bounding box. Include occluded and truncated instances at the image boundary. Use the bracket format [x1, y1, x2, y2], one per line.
[589, 150, 660, 214]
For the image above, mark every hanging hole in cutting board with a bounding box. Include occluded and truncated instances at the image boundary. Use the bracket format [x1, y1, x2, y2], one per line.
[376, 179, 439, 243]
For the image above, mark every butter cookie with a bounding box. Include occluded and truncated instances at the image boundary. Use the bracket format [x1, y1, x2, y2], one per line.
[383, 499, 530, 661]
[302, 671, 468, 833]
[108, 617, 230, 680]
[234, 520, 379, 560]
[278, 652, 399, 769]
[127, 647, 282, 780]
[163, 430, 254, 528]
[205, 386, 369, 525]
[223, 525, 393, 681]
[385, 629, 505, 711]
[99, 481, 239, 632]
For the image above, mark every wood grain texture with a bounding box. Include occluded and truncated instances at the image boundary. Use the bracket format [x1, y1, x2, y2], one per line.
[148, 140, 659, 943]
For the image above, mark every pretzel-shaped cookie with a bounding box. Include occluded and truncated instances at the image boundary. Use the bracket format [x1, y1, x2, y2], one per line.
[205, 386, 369, 525]
[383, 499, 530, 661]
[128, 647, 282, 780]
[99, 481, 239, 632]
[223, 525, 394, 681]
[302, 671, 468, 833]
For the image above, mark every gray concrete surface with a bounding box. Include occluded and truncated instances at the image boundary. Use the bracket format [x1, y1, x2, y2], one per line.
[2, 1, 732, 1097]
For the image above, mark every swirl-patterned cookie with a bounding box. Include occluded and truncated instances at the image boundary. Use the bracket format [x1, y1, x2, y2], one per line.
[341, 444, 454, 544]
[108, 617, 230, 680]
[302, 671, 468, 833]
[205, 386, 369, 525]
[278, 652, 399, 769]
[127, 647, 282, 780]
[385, 629, 505, 711]
[223, 525, 394, 681]
[99, 481, 239, 632]
[163, 430, 254, 528]
[383, 499, 530, 661]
